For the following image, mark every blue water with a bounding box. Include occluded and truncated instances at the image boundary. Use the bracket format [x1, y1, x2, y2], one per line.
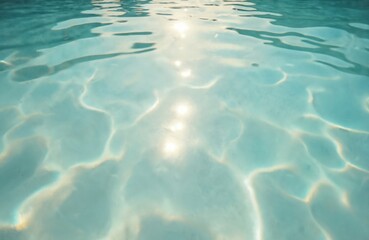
[1, 0, 369, 239]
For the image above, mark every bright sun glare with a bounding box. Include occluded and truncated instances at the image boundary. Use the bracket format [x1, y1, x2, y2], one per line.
[175, 103, 191, 117]
[163, 141, 179, 155]
[173, 21, 189, 38]
[169, 121, 185, 132]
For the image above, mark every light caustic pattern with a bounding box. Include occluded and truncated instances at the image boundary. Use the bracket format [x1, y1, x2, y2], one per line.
[0, 0, 369, 239]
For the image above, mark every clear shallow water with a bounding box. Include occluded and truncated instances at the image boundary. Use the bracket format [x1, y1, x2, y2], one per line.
[1, 0, 369, 239]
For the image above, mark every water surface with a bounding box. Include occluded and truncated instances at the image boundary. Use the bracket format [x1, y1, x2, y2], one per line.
[1, 0, 369, 239]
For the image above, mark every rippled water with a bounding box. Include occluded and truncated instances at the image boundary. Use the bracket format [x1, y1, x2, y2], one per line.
[1, 0, 369, 239]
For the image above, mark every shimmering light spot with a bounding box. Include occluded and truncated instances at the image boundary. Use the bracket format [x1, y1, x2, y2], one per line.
[164, 141, 177, 152]
[174, 103, 191, 117]
[163, 140, 179, 157]
[180, 69, 192, 78]
[169, 121, 185, 132]
[174, 60, 182, 67]
[173, 21, 189, 38]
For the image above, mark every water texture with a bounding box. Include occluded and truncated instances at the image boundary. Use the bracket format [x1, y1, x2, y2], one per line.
[0, 0, 369, 239]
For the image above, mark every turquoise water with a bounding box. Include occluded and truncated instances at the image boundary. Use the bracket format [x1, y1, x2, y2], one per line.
[1, 0, 369, 239]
